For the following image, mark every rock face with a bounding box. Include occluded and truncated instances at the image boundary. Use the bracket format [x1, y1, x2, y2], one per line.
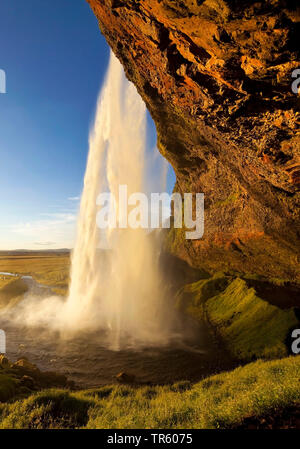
[0, 356, 73, 402]
[87, 0, 299, 282]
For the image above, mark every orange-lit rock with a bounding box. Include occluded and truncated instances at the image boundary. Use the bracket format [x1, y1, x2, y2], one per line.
[87, 0, 299, 282]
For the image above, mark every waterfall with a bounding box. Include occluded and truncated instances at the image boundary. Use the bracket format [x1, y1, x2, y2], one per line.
[65, 51, 173, 349]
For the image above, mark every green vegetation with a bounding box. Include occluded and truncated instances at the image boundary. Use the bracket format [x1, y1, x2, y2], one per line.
[0, 390, 92, 429]
[0, 374, 18, 403]
[206, 278, 298, 361]
[165, 226, 186, 255]
[0, 278, 28, 309]
[0, 355, 71, 406]
[0, 254, 299, 428]
[0, 356, 299, 429]
[0, 275, 18, 290]
[176, 272, 229, 320]
[213, 190, 240, 208]
[176, 274, 299, 361]
[0, 254, 70, 296]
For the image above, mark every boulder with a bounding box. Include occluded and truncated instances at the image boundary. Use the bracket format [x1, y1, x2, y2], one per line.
[0, 355, 11, 369]
[115, 372, 136, 383]
[12, 357, 40, 373]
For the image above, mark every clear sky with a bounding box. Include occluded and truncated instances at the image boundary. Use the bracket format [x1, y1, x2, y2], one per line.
[0, 0, 175, 250]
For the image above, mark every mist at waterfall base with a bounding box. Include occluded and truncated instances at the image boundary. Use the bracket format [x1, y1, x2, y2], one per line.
[0, 52, 235, 386]
[64, 50, 178, 349]
[1, 51, 195, 352]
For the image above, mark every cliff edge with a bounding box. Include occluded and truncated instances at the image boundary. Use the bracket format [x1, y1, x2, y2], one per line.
[87, 0, 300, 282]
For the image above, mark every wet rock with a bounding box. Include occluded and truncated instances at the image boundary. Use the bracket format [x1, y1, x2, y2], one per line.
[12, 357, 40, 373]
[0, 356, 74, 402]
[115, 372, 136, 383]
[0, 355, 11, 369]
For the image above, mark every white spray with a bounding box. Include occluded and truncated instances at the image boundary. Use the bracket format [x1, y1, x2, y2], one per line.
[64, 51, 174, 349]
[0, 51, 176, 350]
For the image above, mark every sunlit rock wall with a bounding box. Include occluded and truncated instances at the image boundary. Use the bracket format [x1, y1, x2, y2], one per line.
[87, 0, 300, 283]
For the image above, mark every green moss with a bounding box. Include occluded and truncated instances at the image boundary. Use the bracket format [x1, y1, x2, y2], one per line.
[177, 276, 299, 362]
[0, 374, 18, 402]
[165, 226, 186, 254]
[177, 272, 229, 306]
[176, 272, 230, 320]
[0, 357, 299, 429]
[205, 278, 298, 361]
[213, 190, 240, 208]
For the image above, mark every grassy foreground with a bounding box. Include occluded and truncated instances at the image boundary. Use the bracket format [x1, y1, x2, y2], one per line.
[0, 254, 299, 428]
[0, 356, 299, 429]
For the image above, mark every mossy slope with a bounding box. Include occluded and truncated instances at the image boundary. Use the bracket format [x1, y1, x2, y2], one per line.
[176, 275, 299, 361]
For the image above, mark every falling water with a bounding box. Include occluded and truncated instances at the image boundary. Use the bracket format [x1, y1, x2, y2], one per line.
[0, 51, 216, 384]
[65, 51, 174, 349]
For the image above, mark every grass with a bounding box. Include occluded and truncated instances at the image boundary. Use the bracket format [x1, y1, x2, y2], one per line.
[0, 374, 18, 403]
[0, 254, 298, 428]
[0, 278, 29, 309]
[176, 274, 299, 361]
[0, 356, 299, 429]
[0, 275, 18, 290]
[0, 254, 70, 296]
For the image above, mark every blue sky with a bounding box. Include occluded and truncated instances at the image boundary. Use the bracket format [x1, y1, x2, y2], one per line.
[0, 0, 175, 250]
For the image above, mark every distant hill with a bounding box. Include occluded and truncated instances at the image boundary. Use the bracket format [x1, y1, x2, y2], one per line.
[0, 249, 71, 257]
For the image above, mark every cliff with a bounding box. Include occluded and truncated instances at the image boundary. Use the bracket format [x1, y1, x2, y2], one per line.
[87, 0, 300, 283]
